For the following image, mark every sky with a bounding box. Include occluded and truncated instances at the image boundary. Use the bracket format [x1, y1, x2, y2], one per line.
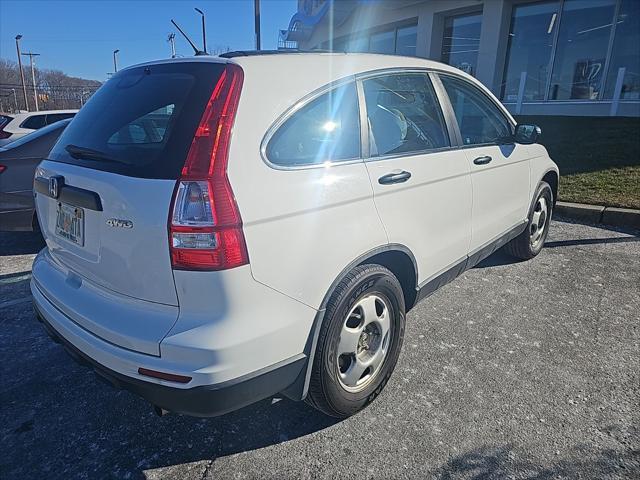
[0, 0, 299, 81]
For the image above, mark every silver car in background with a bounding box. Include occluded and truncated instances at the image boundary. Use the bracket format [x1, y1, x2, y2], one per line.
[0, 119, 71, 231]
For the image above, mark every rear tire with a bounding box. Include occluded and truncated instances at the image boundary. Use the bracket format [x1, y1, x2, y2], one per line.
[306, 264, 405, 418]
[504, 181, 553, 260]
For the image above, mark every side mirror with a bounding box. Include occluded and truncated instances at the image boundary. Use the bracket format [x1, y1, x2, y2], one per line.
[514, 124, 541, 144]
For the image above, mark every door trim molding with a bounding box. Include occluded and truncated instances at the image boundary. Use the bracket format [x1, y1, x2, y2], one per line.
[415, 220, 527, 302]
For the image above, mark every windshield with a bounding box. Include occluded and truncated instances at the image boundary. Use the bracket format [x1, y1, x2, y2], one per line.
[47, 61, 226, 179]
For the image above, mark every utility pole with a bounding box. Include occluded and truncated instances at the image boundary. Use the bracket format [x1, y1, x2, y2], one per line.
[15, 35, 29, 111]
[21, 51, 40, 111]
[254, 0, 261, 50]
[113, 49, 120, 73]
[167, 33, 176, 58]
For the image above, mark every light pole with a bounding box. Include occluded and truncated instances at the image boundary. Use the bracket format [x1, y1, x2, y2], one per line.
[113, 49, 120, 73]
[194, 8, 207, 54]
[15, 35, 29, 111]
[11, 89, 18, 112]
[22, 51, 40, 111]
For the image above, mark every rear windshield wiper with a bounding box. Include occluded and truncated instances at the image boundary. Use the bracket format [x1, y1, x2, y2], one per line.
[65, 144, 120, 163]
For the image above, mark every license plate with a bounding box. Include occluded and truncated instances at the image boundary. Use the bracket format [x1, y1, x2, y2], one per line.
[55, 202, 84, 246]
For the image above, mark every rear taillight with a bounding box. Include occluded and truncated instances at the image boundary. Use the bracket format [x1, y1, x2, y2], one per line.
[169, 64, 248, 271]
[0, 130, 10, 140]
[0, 165, 6, 174]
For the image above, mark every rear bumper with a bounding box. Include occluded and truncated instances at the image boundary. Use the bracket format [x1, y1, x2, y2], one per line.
[34, 299, 306, 417]
[31, 247, 317, 416]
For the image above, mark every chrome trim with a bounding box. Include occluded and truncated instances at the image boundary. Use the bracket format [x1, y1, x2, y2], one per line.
[260, 66, 519, 171]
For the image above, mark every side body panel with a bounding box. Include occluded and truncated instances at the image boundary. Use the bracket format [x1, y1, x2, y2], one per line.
[229, 57, 388, 310]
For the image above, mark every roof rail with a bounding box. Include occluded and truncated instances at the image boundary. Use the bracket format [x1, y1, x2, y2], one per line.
[219, 49, 336, 58]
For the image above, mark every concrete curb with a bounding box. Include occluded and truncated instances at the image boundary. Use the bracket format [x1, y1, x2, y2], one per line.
[556, 201, 640, 230]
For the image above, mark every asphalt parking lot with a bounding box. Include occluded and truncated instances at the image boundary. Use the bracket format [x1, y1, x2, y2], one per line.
[1, 219, 638, 479]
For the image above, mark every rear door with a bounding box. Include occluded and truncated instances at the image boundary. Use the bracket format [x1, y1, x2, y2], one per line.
[437, 74, 530, 253]
[361, 71, 472, 287]
[34, 61, 226, 307]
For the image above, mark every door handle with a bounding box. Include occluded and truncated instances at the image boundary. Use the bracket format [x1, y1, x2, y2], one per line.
[473, 155, 492, 165]
[378, 170, 412, 185]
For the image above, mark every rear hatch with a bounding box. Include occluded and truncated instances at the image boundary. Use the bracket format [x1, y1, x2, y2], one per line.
[34, 61, 228, 351]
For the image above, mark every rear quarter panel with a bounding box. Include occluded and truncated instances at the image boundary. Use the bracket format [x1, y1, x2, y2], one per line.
[228, 57, 388, 309]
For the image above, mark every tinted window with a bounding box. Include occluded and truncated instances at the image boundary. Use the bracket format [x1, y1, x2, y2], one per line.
[440, 75, 512, 146]
[48, 62, 226, 179]
[0, 115, 12, 128]
[363, 73, 449, 157]
[21, 114, 47, 130]
[266, 83, 360, 167]
[46, 113, 76, 125]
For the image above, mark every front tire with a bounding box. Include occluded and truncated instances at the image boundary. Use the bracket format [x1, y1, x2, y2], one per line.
[306, 264, 405, 418]
[504, 181, 553, 260]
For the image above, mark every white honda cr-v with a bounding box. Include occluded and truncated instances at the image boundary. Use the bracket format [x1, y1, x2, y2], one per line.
[32, 52, 558, 418]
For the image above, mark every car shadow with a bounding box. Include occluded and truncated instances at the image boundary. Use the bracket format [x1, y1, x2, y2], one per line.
[0, 231, 45, 256]
[1, 302, 341, 478]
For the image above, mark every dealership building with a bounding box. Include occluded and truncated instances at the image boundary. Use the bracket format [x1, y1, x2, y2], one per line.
[280, 0, 640, 117]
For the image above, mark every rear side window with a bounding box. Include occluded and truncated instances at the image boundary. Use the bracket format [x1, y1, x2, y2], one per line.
[266, 82, 361, 167]
[0, 115, 12, 128]
[46, 113, 75, 125]
[439, 75, 512, 146]
[48, 62, 227, 179]
[21, 114, 47, 130]
[363, 73, 450, 157]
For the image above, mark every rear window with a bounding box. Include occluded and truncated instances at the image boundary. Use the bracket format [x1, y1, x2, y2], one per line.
[0, 115, 12, 128]
[46, 113, 75, 125]
[21, 114, 47, 130]
[48, 62, 227, 179]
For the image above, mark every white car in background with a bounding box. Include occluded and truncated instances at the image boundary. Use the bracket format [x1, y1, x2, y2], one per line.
[31, 52, 558, 418]
[0, 109, 77, 146]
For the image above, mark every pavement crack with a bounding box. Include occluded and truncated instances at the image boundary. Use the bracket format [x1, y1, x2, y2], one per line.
[200, 459, 214, 480]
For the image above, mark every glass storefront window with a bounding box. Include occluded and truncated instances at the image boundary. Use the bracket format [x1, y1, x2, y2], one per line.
[396, 25, 417, 56]
[441, 13, 482, 77]
[604, 0, 640, 99]
[501, 1, 560, 102]
[548, 0, 617, 100]
[345, 35, 369, 52]
[370, 30, 395, 54]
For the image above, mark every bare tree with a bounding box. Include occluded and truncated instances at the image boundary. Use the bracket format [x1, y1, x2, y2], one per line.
[0, 59, 101, 112]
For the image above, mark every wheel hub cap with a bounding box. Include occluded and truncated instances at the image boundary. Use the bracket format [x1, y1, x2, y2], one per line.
[337, 294, 392, 392]
[530, 196, 548, 248]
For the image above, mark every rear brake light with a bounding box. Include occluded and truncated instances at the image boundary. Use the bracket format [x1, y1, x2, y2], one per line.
[0, 165, 6, 174]
[0, 130, 10, 140]
[169, 65, 248, 271]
